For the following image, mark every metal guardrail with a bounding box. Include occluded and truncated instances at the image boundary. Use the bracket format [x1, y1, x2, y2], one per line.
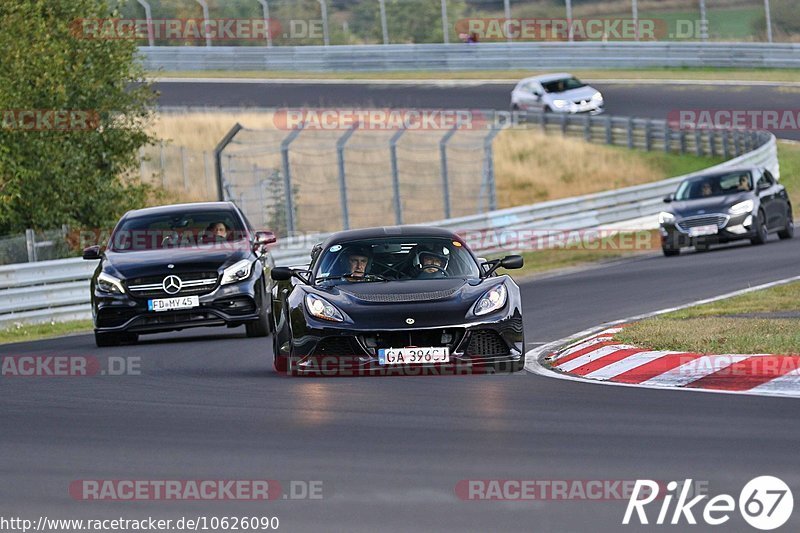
[0, 124, 777, 329]
[140, 43, 800, 71]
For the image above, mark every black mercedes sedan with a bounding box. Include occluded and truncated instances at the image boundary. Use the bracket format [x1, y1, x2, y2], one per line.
[269, 226, 525, 376]
[659, 167, 793, 256]
[83, 202, 276, 346]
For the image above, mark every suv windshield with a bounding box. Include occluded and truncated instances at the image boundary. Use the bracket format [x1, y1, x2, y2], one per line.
[674, 171, 753, 200]
[542, 77, 586, 93]
[109, 210, 247, 251]
[314, 237, 480, 283]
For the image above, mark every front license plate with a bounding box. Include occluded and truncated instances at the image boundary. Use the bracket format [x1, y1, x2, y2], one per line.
[378, 347, 450, 365]
[147, 296, 199, 312]
[688, 225, 718, 237]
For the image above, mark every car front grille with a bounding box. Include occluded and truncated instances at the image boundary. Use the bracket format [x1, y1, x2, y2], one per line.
[466, 330, 511, 357]
[343, 288, 458, 303]
[676, 214, 729, 232]
[311, 337, 364, 356]
[126, 272, 219, 298]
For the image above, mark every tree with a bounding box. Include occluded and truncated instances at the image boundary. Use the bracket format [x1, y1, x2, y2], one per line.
[0, 0, 156, 235]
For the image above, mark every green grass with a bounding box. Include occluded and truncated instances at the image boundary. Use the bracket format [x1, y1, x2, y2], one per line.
[149, 68, 800, 83]
[777, 140, 800, 216]
[0, 320, 93, 345]
[616, 282, 800, 354]
[616, 147, 725, 178]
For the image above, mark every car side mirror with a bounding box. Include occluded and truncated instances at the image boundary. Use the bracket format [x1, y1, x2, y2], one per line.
[500, 255, 524, 270]
[254, 231, 276, 246]
[663, 194, 673, 203]
[82, 245, 101, 260]
[482, 255, 524, 277]
[271, 267, 311, 284]
[758, 181, 770, 191]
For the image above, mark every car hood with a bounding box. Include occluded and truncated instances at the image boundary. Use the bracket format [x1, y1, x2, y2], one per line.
[669, 192, 752, 218]
[545, 85, 598, 102]
[103, 245, 251, 279]
[308, 278, 506, 328]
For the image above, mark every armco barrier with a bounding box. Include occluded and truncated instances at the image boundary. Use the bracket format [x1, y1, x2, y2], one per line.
[139, 42, 800, 72]
[0, 129, 778, 329]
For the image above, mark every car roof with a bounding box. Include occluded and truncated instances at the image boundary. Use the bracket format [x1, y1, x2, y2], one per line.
[123, 201, 238, 219]
[321, 226, 463, 248]
[520, 73, 576, 85]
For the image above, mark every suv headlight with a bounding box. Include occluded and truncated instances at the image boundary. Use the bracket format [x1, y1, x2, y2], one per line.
[221, 259, 253, 285]
[553, 99, 568, 109]
[729, 200, 754, 216]
[305, 294, 344, 322]
[97, 272, 125, 294]
[474, 283, 507, 317]
[658, 211, 676, 225]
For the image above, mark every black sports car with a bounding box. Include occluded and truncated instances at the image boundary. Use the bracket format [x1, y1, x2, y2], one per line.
[659, 167, 793, 256]
[83, 202, 276, 346]
[269, 226, 525, 376]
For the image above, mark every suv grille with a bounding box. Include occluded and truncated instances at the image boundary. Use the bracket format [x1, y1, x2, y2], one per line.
[126, 272, 218, 298]
[676, 214, 728, 232]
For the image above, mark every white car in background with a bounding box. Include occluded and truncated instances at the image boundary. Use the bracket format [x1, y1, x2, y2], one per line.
[511, 73, 604, 114]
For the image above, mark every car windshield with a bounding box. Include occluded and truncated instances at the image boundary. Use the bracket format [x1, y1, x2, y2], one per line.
[541, 77, 586, 93]
[674, 171, 753, 200]
[109, 210, 247, 251]
[314, 237, 481, 283]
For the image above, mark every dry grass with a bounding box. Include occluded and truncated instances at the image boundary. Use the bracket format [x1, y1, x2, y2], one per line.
[148, 111, 280, 151]
[493, 128, 663, 206]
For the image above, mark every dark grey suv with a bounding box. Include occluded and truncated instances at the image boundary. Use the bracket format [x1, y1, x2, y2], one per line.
[659, 167, 793, 256]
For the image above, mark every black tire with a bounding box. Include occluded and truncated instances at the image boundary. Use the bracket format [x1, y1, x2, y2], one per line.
[94, 331, 137, 347]
[543, 106, 552, 113]
[750, 210, 769, 245]
[662, 246, 680, 257]
[778, 209, 794, 240]
[245, 281, 270, 338]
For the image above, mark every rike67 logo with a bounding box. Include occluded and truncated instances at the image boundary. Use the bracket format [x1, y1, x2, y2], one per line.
[623, 477, 793, 530]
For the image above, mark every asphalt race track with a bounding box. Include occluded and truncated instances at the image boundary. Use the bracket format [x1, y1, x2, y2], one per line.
[154, 80, 800, 140]
[3, 237, 800, 532]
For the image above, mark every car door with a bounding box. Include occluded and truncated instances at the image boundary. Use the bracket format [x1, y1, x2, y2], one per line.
[756, 170, 779, 229]
[515, 81, 543, 111]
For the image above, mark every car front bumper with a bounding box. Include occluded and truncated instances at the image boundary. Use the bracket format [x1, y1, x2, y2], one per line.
[660, 212, 756, 248]
[93, 277, 261, 334]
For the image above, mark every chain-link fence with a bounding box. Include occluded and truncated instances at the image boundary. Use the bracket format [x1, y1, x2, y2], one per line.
[219, 120, 503, 236]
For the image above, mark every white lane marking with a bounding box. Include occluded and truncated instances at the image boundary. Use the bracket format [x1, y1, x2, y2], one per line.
[556, 344, 637, 373]
[584, 351, 682, 380]
[641, 354, 750, 387]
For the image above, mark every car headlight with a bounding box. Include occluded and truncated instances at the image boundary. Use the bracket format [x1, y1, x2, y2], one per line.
[591, 91, 603, 102]
[97, 272, 125, 294]
[474, 283, 507, 317]
[221, 259, 253, 285]
[305, 294, 344, 322]
[553, 99, 568, 109]
[729, 199, 754, 216]
[658, 211, 676, 225]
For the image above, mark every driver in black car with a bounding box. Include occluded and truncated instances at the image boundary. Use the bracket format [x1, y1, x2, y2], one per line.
[345, 246, 371, 279]
[415, 249, 449, 278]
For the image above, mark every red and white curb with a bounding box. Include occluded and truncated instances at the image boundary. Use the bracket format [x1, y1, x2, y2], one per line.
[525, 275, 800, 399]
[544, 327, 800, 397]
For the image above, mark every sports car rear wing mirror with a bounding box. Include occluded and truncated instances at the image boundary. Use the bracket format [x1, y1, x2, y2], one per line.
[482, 255, 524, 278]
[271, 266, 311, 284]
